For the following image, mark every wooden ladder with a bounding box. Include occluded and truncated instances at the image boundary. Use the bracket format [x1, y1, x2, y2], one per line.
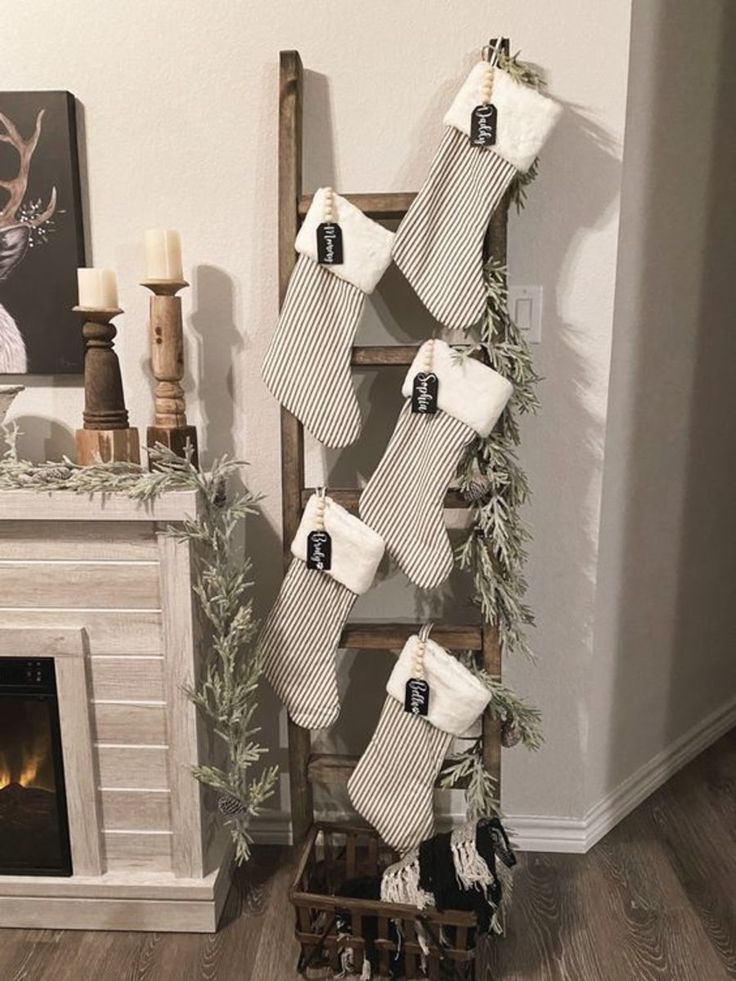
[278, 49, 508, 843]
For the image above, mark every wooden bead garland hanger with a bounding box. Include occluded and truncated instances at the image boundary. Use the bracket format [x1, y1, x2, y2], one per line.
[278, 43, 509, 843]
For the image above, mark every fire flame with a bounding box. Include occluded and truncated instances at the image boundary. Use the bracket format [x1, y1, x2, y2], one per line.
[0, 735, 51, 791]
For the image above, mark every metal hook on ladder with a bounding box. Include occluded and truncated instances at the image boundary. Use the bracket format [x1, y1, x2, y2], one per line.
[482, 36, 508, 66]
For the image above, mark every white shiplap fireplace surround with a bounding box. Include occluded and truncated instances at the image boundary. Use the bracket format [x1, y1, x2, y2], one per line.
[0, 489, 232, 931]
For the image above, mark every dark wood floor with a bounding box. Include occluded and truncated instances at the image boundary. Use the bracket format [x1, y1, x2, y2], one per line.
[1, 729, 734, 980]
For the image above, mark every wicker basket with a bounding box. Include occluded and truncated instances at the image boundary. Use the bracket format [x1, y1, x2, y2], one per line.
[289, 822, 479, 980]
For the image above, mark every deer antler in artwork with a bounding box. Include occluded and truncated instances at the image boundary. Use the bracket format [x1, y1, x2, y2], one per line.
[0, 109, 57, 231]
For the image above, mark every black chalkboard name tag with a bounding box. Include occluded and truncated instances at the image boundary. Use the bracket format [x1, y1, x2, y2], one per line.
[470, 104, 498, 147]
[405, 678, 430, 716]
[412, 372, 439, 414]
[317, 222, 344, 265]
[306, 530, 332, 571]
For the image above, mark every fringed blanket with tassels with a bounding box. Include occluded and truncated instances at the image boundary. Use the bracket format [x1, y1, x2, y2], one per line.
[380, 817, 516, 936]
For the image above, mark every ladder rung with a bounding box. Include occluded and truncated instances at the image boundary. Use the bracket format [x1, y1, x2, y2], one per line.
[351, 345, 419, 366]
[307, 752, 468, 789]
[340, 622, 483, 650]
[298, 192, 416, 221]
[308, 752, 356, 784]
[302, 487, 469, 512]
[351, 344, 474, 367]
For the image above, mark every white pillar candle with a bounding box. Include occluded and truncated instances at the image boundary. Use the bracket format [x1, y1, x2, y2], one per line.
[144, 229, 183, 281]
[77, 268, 119, 309]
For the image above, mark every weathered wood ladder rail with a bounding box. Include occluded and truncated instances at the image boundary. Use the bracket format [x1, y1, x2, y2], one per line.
[278, 49, 509, 843]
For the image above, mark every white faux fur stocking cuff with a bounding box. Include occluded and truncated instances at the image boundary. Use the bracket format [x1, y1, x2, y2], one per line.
[295, 189, 395, 294]
[443, 64, 562, 173]
[386, 636, 491, 736]
[401, 340, 513, 437]
[291, 493, 385, 595]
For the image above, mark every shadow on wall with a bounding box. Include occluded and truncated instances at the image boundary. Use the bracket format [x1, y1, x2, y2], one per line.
[501, 96, 622, 818]
[526, 99, 623, 605]
[189, 263, 241, 464]
[604, 0, 736, 797]
[302, 70, 337, 192]
[11, 414, 76, 462]
[188, 257, 291, 806]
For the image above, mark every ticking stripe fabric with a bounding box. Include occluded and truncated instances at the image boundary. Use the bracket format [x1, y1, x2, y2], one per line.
[392, 127, 517, 329]
[347, 696, 453, 855]
[359, 402, 477, 590]
[262, 254, 365, 448]
[259, 559, 356, 729]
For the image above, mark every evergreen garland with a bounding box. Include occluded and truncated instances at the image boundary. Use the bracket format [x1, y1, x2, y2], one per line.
[441, 52, 546, 818]
[0, 426, 276, 864]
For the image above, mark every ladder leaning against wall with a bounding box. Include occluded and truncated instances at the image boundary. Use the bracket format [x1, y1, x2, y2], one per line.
[277, 47, 509, 843]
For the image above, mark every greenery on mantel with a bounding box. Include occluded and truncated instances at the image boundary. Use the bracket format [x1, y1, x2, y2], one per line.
[441, 52, 546, 819]
[0, 426, 276, 864]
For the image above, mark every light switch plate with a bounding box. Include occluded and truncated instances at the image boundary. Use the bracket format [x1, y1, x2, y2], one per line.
[509, 285, 543, 343]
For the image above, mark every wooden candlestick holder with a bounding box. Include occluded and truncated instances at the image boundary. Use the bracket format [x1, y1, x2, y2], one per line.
[142, 279, 198, 468]
[74, 306, 140, 466]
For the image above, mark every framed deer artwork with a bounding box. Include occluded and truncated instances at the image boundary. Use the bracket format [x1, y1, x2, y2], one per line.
[0, 92, 85, 375]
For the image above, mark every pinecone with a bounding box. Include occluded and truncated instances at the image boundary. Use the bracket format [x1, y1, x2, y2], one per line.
[213, 479, 227, 508]
[462, 473, 494, 504]
[501, 717, 522, 748]
[34, 465, 73, 484]
[218, 793, 247, 818]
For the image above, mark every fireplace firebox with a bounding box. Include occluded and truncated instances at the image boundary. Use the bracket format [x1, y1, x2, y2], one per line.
[0, 657, 72, 876]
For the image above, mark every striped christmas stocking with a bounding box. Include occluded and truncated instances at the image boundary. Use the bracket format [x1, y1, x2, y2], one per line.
[262, 188, 394, 447]
[348, 630, 490, 854]
[359, 338, 512, 589]
[259, 492, 384, 729]
[393, 62, 561, 329]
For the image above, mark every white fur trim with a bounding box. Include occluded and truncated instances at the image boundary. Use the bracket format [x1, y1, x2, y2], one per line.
[443, 64, 562, 173]
[291, 493, 384, 595]
[401, 340, 513, 437]
[386, 635, 490, 736]
[295, 189, 395, 294]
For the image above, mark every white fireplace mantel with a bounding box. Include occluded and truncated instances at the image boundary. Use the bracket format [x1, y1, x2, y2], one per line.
[0, 489, 232, 932]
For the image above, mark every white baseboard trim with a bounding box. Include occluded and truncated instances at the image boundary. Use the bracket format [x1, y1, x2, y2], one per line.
[579, 694, 736, 853]
[249, 814, 292, 845]
[508, 694, 736, 853]
[250, 696, 736, 854]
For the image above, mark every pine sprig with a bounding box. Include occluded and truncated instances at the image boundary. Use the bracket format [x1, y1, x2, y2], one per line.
[498, 51, 545, 213]
[439, 745, 499, 820]
[0, 432, 276, 864]
[499, 50, 545, 91]
[460, 655, 543, 750]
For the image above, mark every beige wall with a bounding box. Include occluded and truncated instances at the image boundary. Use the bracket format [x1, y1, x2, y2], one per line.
[590, 0, 736, 813]
[13, 1, 718, 842]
